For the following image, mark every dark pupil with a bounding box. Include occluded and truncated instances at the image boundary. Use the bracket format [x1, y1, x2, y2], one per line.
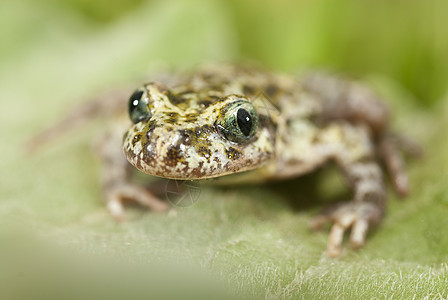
[129, 90, 144, 109]
[237, 108, 252, 136]
[128, 90, 145, 123]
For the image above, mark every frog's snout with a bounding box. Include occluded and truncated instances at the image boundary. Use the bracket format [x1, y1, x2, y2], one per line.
[123, 120, 271, 180]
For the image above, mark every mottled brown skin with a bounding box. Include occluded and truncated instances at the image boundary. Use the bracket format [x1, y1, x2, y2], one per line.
[29, 65, 415, 257]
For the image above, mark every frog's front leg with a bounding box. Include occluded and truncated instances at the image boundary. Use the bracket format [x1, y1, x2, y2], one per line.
[94, 125, 169, 221]
[310, 159, 386, 257]
[310, 124, 387, 257]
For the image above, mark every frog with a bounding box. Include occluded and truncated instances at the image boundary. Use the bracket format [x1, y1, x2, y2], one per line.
[29, 64, 419, 257]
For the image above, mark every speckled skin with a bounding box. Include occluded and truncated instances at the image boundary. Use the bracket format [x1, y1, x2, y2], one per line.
[123, 67, 283, 180]
[123, 66, 385, 182]
[30, 65, 415, 257]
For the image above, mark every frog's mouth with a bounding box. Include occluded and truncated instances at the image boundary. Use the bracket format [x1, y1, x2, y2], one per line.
[122, 122, 274, 180]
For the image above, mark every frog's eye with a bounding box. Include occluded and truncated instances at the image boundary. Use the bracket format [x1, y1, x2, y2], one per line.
[128, 89, 151, 123]
[216, 100, 258, 143]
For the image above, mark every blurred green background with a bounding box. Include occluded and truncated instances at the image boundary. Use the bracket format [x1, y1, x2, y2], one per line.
[1, 0, 448, 299]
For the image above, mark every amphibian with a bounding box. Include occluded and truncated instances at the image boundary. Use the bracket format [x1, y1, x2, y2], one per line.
[30, 64, 417, 257]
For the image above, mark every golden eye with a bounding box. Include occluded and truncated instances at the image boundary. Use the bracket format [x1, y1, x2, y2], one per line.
[128, 89, 151, 123]
[216, 100, 258, 143]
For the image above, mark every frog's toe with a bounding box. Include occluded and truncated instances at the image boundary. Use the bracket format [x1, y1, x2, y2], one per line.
[310, 202, 383, 257]
[379, 133, 422, 197]
[327, 213, 370, 257]
[107, 196, 126, 222]
[349, 218, 369, 249]
[105, 184, 170, 221]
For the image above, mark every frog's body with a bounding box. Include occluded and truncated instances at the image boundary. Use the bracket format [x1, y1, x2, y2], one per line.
[124, 66, 386, 181]
[30, 65, 416, 257]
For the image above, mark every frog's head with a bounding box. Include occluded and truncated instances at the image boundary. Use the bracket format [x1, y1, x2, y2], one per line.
[122, 82, 277, 179]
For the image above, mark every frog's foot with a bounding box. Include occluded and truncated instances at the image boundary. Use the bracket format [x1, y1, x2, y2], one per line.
[310, 201, 383, 257]
[105, 183, 170, 222]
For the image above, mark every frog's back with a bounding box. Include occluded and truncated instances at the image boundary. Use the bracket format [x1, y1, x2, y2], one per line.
[175, 65, 316, 118]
